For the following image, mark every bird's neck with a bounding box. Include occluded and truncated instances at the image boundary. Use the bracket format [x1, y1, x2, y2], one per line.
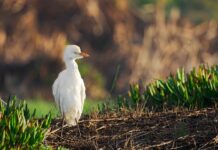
[65, 60, 78, 70]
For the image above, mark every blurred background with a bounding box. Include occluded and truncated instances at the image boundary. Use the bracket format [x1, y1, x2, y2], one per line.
[0, 0, 218, 116]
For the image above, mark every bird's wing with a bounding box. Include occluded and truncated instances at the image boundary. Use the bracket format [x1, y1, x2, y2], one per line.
[80, 79, 86, 109]
[52, 76, 62, 114]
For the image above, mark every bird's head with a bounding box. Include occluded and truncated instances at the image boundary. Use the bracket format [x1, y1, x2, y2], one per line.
[64, 45, 89, 62]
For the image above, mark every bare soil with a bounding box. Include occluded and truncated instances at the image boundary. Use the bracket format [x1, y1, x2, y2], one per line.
[45, 108, 218, 149]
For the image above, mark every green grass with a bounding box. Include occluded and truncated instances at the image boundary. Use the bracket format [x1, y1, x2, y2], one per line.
[24, 99, 59, 118]
[25, 99, 103, 118]
[83, 99, 103, 114]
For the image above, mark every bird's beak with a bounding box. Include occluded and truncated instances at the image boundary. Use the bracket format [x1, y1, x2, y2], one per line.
[80, 52, 89, 57]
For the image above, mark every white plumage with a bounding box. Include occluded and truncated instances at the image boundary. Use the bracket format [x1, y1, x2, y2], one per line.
[52, 45, 89, 126]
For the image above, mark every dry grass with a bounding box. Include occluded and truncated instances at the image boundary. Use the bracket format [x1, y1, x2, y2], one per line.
[45, 108, 218, 149]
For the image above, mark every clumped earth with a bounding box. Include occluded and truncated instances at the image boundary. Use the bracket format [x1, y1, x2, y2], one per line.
[46, 108, 218, 149]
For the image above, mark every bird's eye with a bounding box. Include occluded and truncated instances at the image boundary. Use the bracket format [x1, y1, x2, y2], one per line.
[74, 52, 80, 55]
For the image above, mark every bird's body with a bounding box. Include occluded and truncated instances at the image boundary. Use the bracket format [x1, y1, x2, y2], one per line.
[52, 45, 89, 126]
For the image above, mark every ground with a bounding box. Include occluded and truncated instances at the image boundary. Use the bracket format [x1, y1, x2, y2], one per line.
[45, 108, 218, 149]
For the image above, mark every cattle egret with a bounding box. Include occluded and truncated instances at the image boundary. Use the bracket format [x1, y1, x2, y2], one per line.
[52, 45, 89, 126]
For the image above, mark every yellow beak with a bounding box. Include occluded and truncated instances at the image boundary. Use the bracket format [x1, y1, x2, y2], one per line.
[79, 52, 89, 57]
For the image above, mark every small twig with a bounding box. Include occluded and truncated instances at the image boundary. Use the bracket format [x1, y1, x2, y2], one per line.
[96, 125, 106, 131]
[144, 140, 173, 149]
[199, 135, 218, 149]
[79, 117, 129, 123]
[112, 129, 141, 140]
[47, 124, 68, 135]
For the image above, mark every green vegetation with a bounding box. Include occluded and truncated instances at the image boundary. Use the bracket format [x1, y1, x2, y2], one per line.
[83, 99, 103, 114]
[146, 65, 218, 109]
[26, 99, 103, 117]
[25, 99, 59, 118]
[78, 61, 105, 87]
[133, 0, 218, 22]
[0, 97, 51, 149]
[0, 64, 217, 148]
[26, 64, 218, 115]
[78, 61, 106, 90]
[78, 61, 107, 98]
[114, 64, 218, 111]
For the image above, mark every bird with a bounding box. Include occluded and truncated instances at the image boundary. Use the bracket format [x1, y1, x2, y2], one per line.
[52, 45, 89, 126]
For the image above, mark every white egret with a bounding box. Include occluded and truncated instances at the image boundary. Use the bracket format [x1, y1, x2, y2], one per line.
[52, 45, 89, 126]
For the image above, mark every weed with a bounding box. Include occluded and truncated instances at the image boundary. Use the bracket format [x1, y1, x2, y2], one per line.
[115, 64, 218, 111]
[0, 96, 51, 149]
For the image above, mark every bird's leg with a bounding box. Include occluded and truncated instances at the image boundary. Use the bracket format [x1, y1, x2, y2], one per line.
[61, 117, 64, 137]
[75, 119, 81, 137]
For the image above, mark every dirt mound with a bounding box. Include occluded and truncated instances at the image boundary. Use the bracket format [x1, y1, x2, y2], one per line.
[46, 108, 218, 149]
